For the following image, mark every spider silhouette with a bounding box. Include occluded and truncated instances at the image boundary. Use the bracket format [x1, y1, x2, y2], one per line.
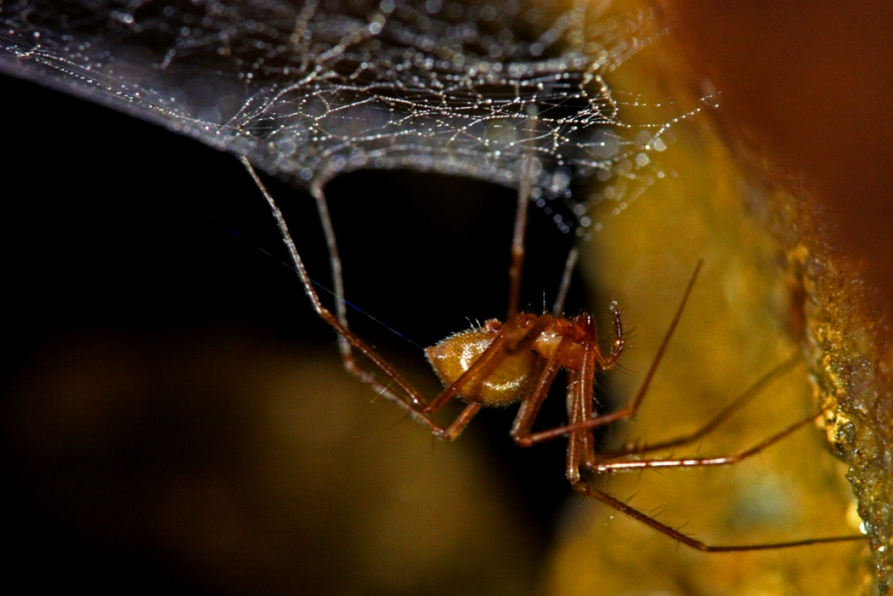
[240, 155, 861, 552]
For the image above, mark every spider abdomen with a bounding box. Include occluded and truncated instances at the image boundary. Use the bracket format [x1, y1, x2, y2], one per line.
[425, 321, 537, 406]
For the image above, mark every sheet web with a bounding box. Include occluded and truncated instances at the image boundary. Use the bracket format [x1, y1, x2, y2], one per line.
[0, 0, 704, 235]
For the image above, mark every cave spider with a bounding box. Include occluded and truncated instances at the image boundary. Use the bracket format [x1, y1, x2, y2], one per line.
[240, 155, 862, 553]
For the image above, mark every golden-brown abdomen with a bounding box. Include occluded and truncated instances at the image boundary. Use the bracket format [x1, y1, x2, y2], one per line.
[425, 322, 536, 406]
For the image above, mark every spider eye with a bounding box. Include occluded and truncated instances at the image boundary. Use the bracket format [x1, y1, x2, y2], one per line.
[425, 328, 536, 406]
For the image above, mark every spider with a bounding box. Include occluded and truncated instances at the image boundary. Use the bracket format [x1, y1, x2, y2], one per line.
[240, 155, 862, 553]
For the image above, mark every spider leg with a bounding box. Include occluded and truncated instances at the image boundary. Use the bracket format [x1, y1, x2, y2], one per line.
[565, 367, 591, 483]
[566, 339, 863, 551]
[309, 182, 353, 366]
[509, 336, 573, 442]
[507, 113, 537, 318]
[556, 293, 863, 552]
[314, 176, 412, 408]
[551, 247, 579, 316]
[567, 355, 864, 551]
[515, 261, 703, 447]
[570, 480, 862, 552]
[586, 412, 820, 473]
[436, 403, 483, 441]
[243, 157, 442, 432]
[507, 156, 531, 318]
[598, 354, 803, 460]
[577, 340, 600, 467]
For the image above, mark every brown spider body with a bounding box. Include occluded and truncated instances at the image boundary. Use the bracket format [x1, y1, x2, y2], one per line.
[425, 314, 606, 407]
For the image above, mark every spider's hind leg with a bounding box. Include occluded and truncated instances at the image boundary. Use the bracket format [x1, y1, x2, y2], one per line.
[570, 476, 863, 553]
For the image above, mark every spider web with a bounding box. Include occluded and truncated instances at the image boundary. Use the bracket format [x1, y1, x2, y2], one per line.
[0, 0, 706, 235]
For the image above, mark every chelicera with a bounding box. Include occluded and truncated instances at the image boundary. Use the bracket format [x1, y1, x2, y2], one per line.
[240, 155, 862, 552]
